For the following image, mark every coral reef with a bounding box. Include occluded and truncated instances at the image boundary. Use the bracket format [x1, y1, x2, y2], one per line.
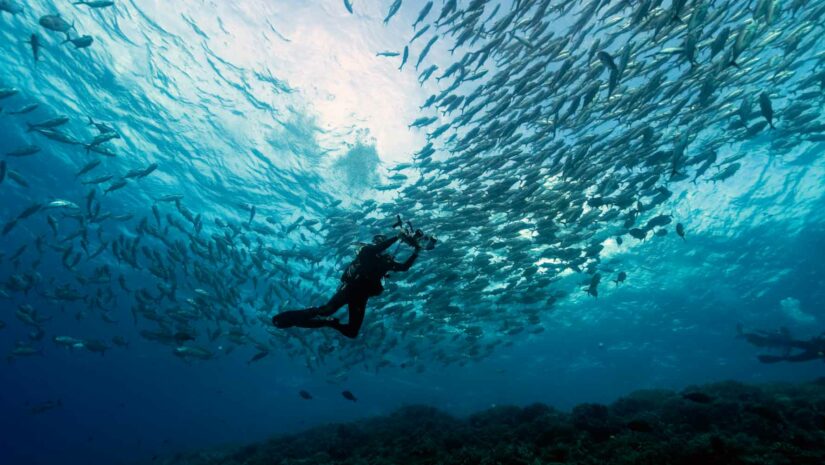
[154, 379, 825, 465]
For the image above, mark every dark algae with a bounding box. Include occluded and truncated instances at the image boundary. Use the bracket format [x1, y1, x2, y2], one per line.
[150, 379, 825, 465]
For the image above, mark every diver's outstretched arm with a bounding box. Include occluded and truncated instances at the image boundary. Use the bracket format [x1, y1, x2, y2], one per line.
[361, 235, 400, 255]
[391, 248, 419, 272]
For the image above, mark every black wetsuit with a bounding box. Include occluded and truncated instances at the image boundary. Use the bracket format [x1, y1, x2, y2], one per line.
[272, 235, 419, 338]
[739, 326, 825, 363]
[757, 336, 825, 363]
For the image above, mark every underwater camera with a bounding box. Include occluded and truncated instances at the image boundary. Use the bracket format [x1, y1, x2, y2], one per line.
[393, 215, 437, 250]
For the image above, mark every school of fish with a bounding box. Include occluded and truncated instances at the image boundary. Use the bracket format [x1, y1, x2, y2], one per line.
[1, 0, 824, 379]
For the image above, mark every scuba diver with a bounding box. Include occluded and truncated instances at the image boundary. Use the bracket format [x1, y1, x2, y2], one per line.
[737, 324, 825, 363]
[272, 217, 435, 339]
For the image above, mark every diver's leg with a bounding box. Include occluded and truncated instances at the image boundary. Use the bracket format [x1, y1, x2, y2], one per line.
[783, 351, 820, 362]
[759, 349, 821, 364]
[757, 354, 788, 364]
[311, 286, 349, 317]
[291, 317, 344, 330]
[272, 286, 349, 328]
[288, 294, 366, 335]
[272, 308, 317, 328]
[334, 295, 368, 339]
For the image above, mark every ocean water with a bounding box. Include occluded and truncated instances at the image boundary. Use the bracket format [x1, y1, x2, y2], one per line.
[1, 0, 824, 464]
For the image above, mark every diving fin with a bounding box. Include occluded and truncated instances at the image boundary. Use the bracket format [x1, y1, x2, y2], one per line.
[757, 354, 787, 364]
[273, 309, 315, 329]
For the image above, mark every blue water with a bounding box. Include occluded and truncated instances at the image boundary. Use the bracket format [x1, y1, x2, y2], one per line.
[1, 1, 824, 464]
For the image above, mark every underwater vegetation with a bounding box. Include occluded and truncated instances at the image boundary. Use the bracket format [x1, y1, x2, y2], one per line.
[151, 379, 825, 465]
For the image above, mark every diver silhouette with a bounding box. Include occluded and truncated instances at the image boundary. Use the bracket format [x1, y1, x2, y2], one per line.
[737, 325, 825, 363]
[273, 228, 432, 338]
